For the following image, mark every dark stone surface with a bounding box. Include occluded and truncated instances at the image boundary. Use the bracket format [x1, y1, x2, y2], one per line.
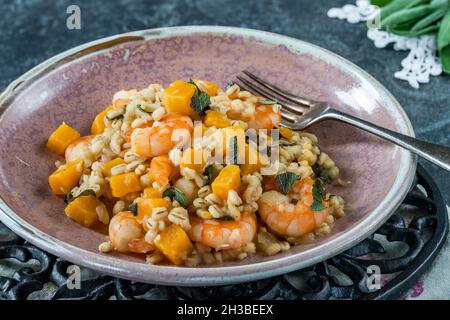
[1, 0, 449, 200]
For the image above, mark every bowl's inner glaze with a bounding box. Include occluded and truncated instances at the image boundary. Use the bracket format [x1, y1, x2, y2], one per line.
[0, 33, 403, 267]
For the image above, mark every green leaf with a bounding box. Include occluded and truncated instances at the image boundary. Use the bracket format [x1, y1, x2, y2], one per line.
[226, 81, 235, 89]
[162, 187, 188, 208]
[229, 136, 239, 165]
[188, 80, 211, 116]
[64, 189, 96, 204]
[438, 9, 450, 74]
[311, 178, 331, 212]
[137, 104, 152, 114]
[371, 0, 393, 7]
[128, 202, 138, 216]
[275, 172, 299, 195]
[380, 0, 428, 21]
[203, 164, 214, 184]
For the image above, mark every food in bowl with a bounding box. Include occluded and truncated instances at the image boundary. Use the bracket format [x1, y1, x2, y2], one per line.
[46, 79, 345, 266]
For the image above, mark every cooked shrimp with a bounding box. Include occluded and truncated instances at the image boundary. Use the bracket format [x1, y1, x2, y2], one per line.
[188, 212, 257, 251]
[130, 113, 193, 158]
[109, 211, 154, 253]
[65, 135, 96, 164]
[149, 154, 177, 188]
[258, 177, 329, 238]
[248, 104, 280, 130]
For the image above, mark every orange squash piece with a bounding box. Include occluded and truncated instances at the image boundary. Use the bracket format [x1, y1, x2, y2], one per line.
[154, 224, 193, 265]
[241, 143, 264, 176]
[102, 158, 126, 177]
[135, 197, 170, 230]
[91, 105, 114, 135]
[204, 110, 231, 128]
[179, 148, 206, 172]
[211, 165, 241, 201]
[48, 160, 84, 195]
[143, 187, 162, 199]
[109, 172, 143, 198]
[163, 80, 196, 116]
[46, 122, 80, 155]
[194, 79, 220, 96]
[279, 127, 294, 139]
[64, 195, 107, 228]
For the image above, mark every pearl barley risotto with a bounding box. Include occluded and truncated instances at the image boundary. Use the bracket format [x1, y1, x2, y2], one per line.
[46, 79, 345, 266]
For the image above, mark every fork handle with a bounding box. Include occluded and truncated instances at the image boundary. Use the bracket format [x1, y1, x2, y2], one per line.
[326, 109, 450, 171]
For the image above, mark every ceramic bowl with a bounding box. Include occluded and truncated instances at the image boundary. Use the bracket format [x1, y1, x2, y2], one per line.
[0, 26, 416, 286]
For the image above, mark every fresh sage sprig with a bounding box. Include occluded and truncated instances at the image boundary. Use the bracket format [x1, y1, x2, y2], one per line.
[438, 9, 450, 73]
[374, 0, 450, 74]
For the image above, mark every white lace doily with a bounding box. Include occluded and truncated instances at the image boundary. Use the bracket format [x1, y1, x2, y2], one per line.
[327, 0, 442, 89]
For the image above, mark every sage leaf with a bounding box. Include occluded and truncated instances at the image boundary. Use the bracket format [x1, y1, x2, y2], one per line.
[438, 9, 450, 74]
[275, 172, 299, 195]
[162, 187, 188, 208]
[128, 202, 138, 216]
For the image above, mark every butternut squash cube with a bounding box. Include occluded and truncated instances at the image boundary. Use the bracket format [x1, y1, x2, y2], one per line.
[211, 165, 241, 201]
[143, 187, 162, 199]
[91, 105, 114, 135]
[154, 224, 193, 265]
[163, 80, 196, 116]
[279, 127, 294, 139]
[102, 158, 126, 177]
[135, 197, 170, 229]
[46, 122, 80, 155]
[65, 195, 107, 228]
[48, 160, 84, 195]
[109, 172, 143, 198]
[180, 148, 206, 172]
[194, 79, 220, 96]
[241, 144, 264, 176]
[204, 110, 231, 128]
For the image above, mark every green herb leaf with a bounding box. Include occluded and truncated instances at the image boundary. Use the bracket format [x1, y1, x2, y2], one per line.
[203, 164, 214, 184]
[226, 81, 235, 89]
[275, 172, 299, 195]
[162, 187, 188, 208]
[311, 178, 330, 212]
[64, 189, 96, 204]
[188, 80, 211, 116]
[229, 136, 239, 165]
[221, 215, 233, 221]
[137, 104, 152, 114]
[128, 202, 138, 216]
[438, 9, 450, 74]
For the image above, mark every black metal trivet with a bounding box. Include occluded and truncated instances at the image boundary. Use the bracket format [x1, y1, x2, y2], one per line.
[0, 164, 448, 300]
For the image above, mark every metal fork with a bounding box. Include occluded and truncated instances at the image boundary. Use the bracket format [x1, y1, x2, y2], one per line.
[236, 70, 450, 171]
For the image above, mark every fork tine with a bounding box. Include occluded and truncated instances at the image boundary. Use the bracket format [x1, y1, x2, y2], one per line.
[243, 70, 315, 107]
[236, 76, 304, 115]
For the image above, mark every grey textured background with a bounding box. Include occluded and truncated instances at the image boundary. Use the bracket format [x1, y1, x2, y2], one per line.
[0, 0, 449, 197]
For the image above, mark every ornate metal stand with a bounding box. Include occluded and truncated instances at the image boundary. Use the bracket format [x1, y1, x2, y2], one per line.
[0, 164, 448, 300]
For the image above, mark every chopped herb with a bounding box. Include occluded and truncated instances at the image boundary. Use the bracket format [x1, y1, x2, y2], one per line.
[310, 178, 331, 211]
[258, 99, 278, 105]
[162, 187, 188, 208]
[106, 109, 124, 121]
[203, 164, 214, 184]
[229, 136, 239, 165]
[137, 104, 152, 114]
[188, 79, 211, 116]
[226, 81, 235, 89]
[221, 215, 233, 221]
[64, 189, 96, 204]
[275, 172, 299, 195]
[128, 202, 138, 216]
